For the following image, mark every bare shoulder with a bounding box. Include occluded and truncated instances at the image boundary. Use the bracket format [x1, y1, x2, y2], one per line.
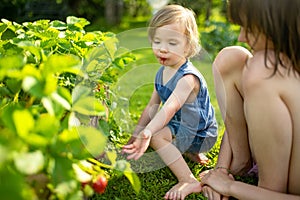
[213, 46, 253, 74]
[179, 73, 199, 87]
[215, 46, 252, 65]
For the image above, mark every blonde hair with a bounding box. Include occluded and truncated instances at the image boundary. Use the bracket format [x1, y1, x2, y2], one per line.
[148, 4, 201, 58]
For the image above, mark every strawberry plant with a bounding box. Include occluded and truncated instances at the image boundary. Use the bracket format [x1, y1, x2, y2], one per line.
[0, 16, 140, 199]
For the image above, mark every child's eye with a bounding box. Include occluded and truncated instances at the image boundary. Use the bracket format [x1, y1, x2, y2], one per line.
[153, 40, 160, 44]
[169, 40, 178, 46]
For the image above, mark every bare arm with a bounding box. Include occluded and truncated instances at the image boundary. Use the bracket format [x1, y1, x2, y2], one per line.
[215, 131, 232, 170]
[132, 89, 161, 136]
[123, 88, 161, 146]
[145, 74, 198, 135]
[201, 170, 300, 200]
[123, 74, 199, 160]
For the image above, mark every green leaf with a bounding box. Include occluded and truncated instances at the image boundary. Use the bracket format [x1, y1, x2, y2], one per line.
[12, 109, 54, 147]
[85, 46, 107, 62]
[0, 165, 27, 200]
[0, 145, 8, 167]
[44, 74, 57, 95]
[6, 78, 22, 94]
[1, 104, 20, 133]
[82, 32, 99, 44]
[1, 28, 16, 40]
[104, 36, 118, 59]
[123, 162, 141, 193]
[58, 39, 72, 51]
[22, 76, 38, 91]
[1, 19, 12, 25]
[106, 151, 117, 166]
[76, 126, 107, 157]
[98, 119, 110, 136]
[50, 156, 73, 186]
[40, 39, 57, 49]
[56, 128, 91, 159]
[27, 134, 50, 147]
[66, 16, 90, 30]
[68, 111, 81, 127]
[85, 59, 101, 73]
[27, 19, 50, 32]
[56, 86, 72, 104]
[43, 54, 81, 75]
[13, 109, 35, 138]
[113, 54, 136, 69]
[0, 55, 24, 70]
[35, 113, 59, 139]
[42, 97, 56, 116]
[50, 20, 67, 30]
[23, 46, 42, 64]
[72, 96, 106, 116]
[55, 180, 82, 200]
[14, 150, 44, 175]
[0, 23, 8, 35]
[21, 63, 41, 78]
[0, 86, 11, 96]
[51, 91, 71, 110]
[71, 85, 91, 104]
[71, 41, 88, 56]
[22, 76, 44, 98]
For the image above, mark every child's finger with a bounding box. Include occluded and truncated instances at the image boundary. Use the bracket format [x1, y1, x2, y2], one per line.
[122, 144, 134, 149]
[125, 136, 136, 145]
[122, 148, 136, 154]
[127, 152, 138, 160]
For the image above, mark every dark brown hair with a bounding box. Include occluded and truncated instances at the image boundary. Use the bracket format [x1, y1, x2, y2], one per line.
[228, 0, 300, 75]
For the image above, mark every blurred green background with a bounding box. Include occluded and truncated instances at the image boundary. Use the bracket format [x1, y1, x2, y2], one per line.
[0, 0, 243, 58]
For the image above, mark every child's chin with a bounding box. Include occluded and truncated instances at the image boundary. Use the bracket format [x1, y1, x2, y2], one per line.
[161, 61, 167, 65]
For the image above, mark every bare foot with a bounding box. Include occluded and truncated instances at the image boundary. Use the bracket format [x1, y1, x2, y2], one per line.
[164, 180, 202, 200]
[184, 152, 210, 165]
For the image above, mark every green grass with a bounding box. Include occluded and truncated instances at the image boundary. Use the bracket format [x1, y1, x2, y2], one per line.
[92, 48, 225, 200]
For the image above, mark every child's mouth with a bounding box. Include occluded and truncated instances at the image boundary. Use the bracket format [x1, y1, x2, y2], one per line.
[160, 57, 167, 64]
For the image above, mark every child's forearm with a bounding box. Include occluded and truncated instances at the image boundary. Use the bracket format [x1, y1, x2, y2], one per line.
[145, 102, 178, 136]
[134, 104, 160, 135]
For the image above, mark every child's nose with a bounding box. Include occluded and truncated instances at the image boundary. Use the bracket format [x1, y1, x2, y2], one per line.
[159, 44, 168, 53]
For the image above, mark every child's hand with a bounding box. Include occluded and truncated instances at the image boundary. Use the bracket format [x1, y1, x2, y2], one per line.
[124, 135, 137, 146]
[122, 130, 152, 160]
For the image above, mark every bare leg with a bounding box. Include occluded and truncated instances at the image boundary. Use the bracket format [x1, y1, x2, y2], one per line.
[150, 127, 201, 200]
[213, 46, 253, 175]
[184, 152, 210, 165]
[242, 53, 293, 192]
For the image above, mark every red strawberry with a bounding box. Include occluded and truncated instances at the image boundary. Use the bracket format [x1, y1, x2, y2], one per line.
[92, 175, 108, 194]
